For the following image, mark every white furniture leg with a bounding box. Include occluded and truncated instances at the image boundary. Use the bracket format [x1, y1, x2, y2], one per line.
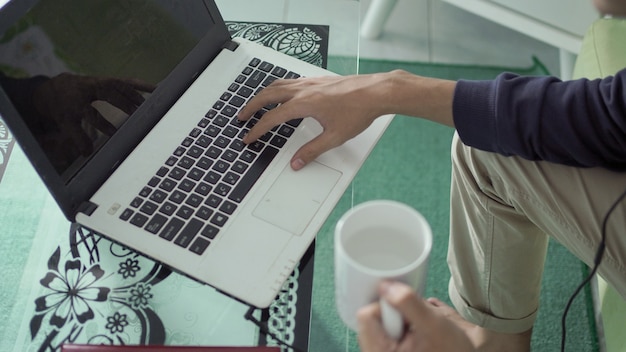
[361, 0, 399, 39]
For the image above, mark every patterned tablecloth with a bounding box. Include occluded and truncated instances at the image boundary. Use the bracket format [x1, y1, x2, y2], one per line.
[0, 21, 329, 352]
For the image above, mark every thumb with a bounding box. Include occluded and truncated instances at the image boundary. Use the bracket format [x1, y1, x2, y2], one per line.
[290, 132, 339, 170]
[380, 281, 432, 329]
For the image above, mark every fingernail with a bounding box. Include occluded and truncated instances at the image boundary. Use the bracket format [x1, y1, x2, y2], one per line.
[291, 158, 305, 170]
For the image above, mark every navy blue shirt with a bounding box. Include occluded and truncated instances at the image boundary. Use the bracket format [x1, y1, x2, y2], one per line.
[453, 68, 626, 171]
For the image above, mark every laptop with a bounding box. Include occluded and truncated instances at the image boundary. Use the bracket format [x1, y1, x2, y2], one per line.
[0, 0, 391, 308]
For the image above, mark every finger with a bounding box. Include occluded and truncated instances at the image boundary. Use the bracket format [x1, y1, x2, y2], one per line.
[379, 282, 432, 329]
[242, 102, 300, 143]
[289, 131, 340, 170]
[357, 304, 397, 352]
[238, 81, 294, 121]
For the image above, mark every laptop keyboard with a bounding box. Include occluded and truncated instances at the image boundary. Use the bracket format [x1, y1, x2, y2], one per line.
[119, 58, 302, 255]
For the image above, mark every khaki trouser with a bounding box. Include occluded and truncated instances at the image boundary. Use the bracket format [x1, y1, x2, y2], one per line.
[448, 133, 626, 334]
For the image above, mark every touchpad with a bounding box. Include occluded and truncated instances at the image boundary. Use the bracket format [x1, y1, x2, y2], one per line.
[253, 161, 342, 235]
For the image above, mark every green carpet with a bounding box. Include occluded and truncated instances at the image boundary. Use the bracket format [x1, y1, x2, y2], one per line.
[308, 57, 599, 351]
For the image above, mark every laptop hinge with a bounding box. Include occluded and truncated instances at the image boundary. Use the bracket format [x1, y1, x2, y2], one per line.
[77, 201, 98, 216]
[222, 40, 239, 52]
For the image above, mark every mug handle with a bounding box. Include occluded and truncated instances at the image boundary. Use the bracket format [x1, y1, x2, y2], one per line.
[380, 297, 404, 339]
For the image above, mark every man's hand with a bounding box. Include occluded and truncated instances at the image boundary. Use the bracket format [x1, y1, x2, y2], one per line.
[238, 73, 392, 170]
[357, 282, 475, 352]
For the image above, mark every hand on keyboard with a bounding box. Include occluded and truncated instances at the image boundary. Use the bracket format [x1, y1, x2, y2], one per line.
[238, 74, 387, 170]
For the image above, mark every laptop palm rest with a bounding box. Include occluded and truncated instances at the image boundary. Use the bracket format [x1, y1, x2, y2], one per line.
[253, 161, 342, 235]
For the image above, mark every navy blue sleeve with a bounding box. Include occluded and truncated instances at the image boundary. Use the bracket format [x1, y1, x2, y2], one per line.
[452, 68, 626, 170]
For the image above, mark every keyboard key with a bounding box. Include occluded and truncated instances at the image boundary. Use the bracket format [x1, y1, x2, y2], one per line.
[188, 168, 205, 181]
[214, 183, 232, 197]
[176, 205, 194, 219]
[271, 66, 287, 77]
[159, 202, 177, 216]
[185, 193, 203, 207]
[169, 190, 186, 204]
[231, 161, 249, 174]
[277, 125, 295, 137]
[197, 157, 213, 170]
[229, 146, 278, 203]
[196, 206, 214, 220]
[214, 115, 229, 127]
[247, 141, 265, 153]
[239, 151, 256, 164]
[148, 176, 161, 188]
[178, 179, 197, 193]
[258, 61, 273, 72]
[205, 109, 218, 119]
[220, 200, 237, 215]
[201, 224, 220, 239]
[174, 218, 203, 248]
[237, 86, 253, 98]
[145, 214, 168, 234]
[130, 197, 143, 208]
[159, 218, 184, 241]
[286, 118, 303, 127]
[196, 135, 212, 148]
[165, 156, 177, 166]
[205, 194, 222, 208]
[203, 171, 220, 185]
[195, 182, 212, 196]
[140, 201, 158, 216]
[169, 167, 185, 180]
[230, 96, 245, 107]
[189, 237, 211, 255]
[139, 186, 152, 198]
[212, 160, 229, 173]
[119, 208, 134, 221]
[270, 135, 288, 148]
[210, 213, 228, 227]
[149, 190, 168, 204]
[178, 156, 195, 169]
[223, 171, 240, 185]
[245, 70, 266, 89]
[130, 213, 149, 227]
[249, 58, 261, 67]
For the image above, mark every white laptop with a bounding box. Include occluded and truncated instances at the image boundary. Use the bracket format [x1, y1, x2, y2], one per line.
[0, 0, 391, 308]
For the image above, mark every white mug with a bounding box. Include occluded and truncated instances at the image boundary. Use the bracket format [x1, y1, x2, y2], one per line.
[334, 200, 432, 339]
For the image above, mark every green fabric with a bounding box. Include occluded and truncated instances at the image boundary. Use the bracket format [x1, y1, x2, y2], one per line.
[573, 17, 626, 352]
[308, 57, 600, 351]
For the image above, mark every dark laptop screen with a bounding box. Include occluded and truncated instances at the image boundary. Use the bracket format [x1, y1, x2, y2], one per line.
[0, 0, 214, 179]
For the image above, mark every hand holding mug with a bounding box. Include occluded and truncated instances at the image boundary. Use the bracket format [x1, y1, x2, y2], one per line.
[357, 281, 476, 352]
[334, 200, 432, 339]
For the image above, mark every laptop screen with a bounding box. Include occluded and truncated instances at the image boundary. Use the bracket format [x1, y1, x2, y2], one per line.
[0, 0, 214, 180]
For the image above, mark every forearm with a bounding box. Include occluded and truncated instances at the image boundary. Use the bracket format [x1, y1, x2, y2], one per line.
[380, 70, 456, 127]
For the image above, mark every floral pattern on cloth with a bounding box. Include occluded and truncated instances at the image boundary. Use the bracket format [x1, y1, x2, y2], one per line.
[226, 22, 329, 69]
[26, 224, 306, 351]
[29, 225, 172, 349]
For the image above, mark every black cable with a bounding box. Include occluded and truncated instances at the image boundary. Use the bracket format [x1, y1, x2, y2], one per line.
[244, 306, 305, 352]
[560, 187, 626, 352]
